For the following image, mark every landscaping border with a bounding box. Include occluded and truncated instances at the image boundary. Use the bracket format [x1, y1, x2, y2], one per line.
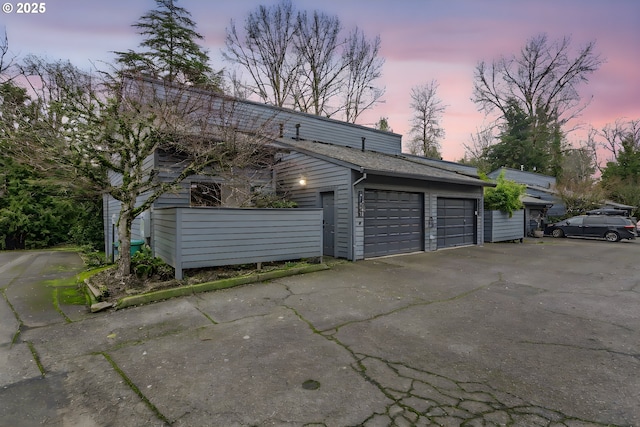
[85, 263, 330, 311]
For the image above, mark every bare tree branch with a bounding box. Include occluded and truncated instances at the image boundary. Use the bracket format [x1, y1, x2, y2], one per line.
[473, 34, 603, 128]
[223, 0, 299, 107]
[341, 27, 385, 123]
[224, 1, 385, 123]
[407, 80, 446, 158]
[0, 29, 16, 82]
[292, 10, 345, 116]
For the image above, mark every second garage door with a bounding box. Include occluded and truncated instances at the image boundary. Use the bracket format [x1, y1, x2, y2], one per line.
[364, 190, 424, 257]
[437, 198, 477, 248]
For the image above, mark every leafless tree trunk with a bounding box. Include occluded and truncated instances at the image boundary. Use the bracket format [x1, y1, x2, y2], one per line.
[342, 27, 385, 123]
[292, 10, 344, 116]
[407, 80, 446, 158]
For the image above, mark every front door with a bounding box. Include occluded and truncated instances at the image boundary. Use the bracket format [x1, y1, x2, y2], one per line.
[321, 192, 335, 256]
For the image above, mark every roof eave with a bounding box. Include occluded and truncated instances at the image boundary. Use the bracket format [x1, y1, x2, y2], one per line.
[360, 168, 494, 187]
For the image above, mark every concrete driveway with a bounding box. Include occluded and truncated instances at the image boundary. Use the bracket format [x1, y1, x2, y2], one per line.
[1, 239, 638, 426]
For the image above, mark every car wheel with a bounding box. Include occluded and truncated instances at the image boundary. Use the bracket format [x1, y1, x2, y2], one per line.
[604, 231, 620, 242]
[551, 228, 564, 238]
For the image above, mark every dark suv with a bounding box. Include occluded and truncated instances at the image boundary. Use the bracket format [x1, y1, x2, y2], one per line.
[546, 215, 637, 242]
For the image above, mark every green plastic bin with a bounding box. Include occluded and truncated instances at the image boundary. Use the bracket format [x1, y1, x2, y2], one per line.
[114, 240, 145, 257]
[130, 240, 145, 256]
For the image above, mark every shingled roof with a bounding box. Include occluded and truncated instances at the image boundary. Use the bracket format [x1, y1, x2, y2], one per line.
[275, 138, 492, 187]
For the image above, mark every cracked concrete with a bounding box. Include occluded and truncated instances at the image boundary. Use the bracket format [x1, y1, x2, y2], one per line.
[1, 240, 639, 426]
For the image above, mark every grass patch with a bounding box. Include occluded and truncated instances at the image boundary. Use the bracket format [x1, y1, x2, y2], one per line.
[77, 265, 114, 283]
[59, 286, 88, 305]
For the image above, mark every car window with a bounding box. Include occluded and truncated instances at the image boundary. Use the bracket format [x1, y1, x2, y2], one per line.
[584, 217, 602, 226]
[605, 217, 625, 225]
[566, 217, 584, 226]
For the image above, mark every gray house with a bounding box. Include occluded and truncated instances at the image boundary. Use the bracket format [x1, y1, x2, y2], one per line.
[487, 167, 559, 234]
[104, 79, 490, 277]
[274, 137, 491, 259]
[487, 167, 561, 214]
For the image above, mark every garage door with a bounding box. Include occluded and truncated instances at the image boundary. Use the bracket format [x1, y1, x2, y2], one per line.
[364, 190, 423, 257]
[437, 198, 477, 248]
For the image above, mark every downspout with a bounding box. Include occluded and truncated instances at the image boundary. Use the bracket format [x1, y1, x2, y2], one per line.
[353, 171, 367, 187]
[352, 169, 367, 261]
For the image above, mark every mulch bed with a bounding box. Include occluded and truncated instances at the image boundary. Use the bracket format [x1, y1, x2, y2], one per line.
[86, 261, 298, 304]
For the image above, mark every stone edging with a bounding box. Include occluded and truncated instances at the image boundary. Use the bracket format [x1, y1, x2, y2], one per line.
[85, 264, 330, 312]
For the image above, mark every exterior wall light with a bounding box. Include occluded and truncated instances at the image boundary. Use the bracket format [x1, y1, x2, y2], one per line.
[299, 178, 307, 186]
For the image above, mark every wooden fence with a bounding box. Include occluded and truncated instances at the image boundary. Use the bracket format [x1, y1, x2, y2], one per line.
[153, 207, 323, 279]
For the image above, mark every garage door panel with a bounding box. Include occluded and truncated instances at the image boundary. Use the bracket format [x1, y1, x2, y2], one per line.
[364, 190, 424, 257]
[437, 198, 477, 249]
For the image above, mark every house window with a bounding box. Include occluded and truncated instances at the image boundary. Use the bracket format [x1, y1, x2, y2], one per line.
[191, 182, 221, 207]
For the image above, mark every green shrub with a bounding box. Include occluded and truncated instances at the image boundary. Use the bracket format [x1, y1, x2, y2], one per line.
[131, 245, 174, 280]
[483, 171, 525, 217]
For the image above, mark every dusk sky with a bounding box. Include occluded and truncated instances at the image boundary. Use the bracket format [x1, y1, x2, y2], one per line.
[2, 0, 639, 161]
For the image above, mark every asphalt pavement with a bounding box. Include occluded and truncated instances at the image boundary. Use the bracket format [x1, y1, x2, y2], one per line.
[1, 239, 638, 426]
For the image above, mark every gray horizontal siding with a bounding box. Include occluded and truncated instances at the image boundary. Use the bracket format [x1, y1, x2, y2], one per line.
[103, 194, 121, 257]
[277, 116, 400, 154]
[484, 210, 524, 242]
[153, 208, 323, 279]
[153, 208, 178, 267]
[277, 152, 352, 259]
[141, 77, 401, 154]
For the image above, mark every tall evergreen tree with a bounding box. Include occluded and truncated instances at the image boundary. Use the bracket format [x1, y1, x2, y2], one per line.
[484, 98, 565, 175]
[116, 0, 220, 88]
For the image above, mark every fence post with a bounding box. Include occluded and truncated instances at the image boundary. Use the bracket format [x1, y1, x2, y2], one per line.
[175, 208, 184, 280]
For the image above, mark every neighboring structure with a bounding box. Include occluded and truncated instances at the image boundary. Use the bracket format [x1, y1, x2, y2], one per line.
[104, 80, 491, 277]
[597, 201, 636, 217]
[521, 195, 554, 235]
[487, 167, 558, 235]
[484, 210, 525, 243]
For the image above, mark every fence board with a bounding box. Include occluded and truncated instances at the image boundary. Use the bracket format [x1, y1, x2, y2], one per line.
[153, 207, 322, 279]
